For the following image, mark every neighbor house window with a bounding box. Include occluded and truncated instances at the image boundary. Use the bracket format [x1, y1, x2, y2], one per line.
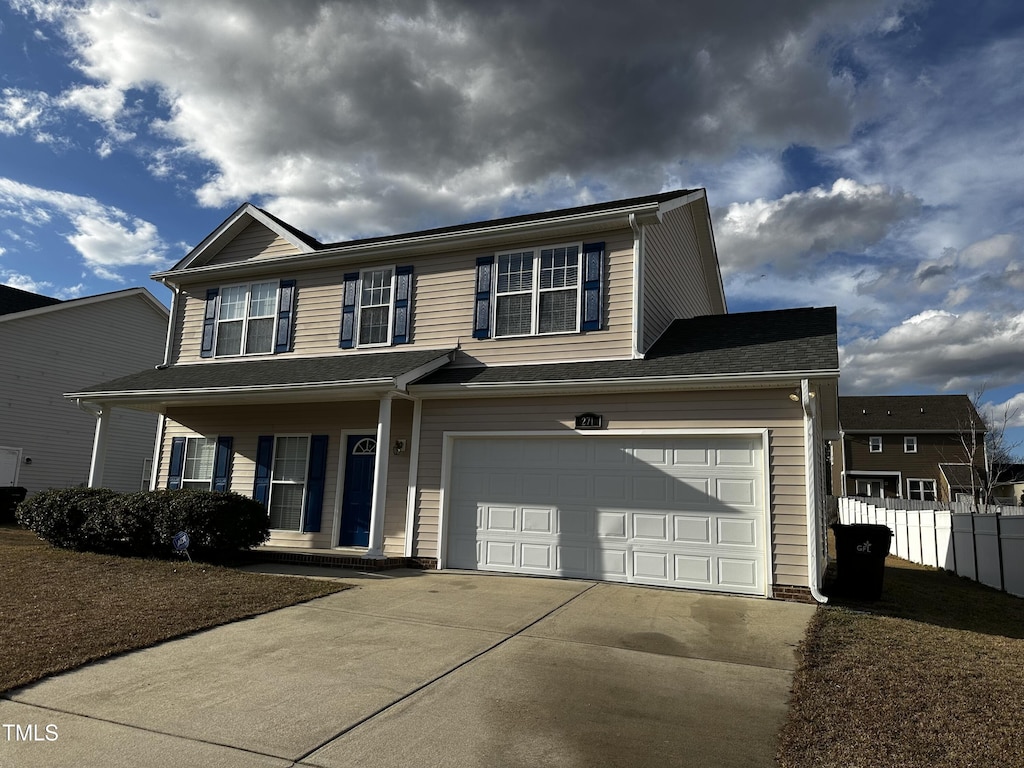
[494, 244, 580, 337]
[904, 436, 918, 453]
[907, 479, 937, 501]
[215, 282, 278, 356]
[181, 437, 216, 490]
[855, 478, 883, 497]
[869, 436, 882, 453]
[268, 436, 310, 531]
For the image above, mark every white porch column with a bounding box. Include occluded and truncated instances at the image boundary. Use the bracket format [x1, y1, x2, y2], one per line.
[364, 393, 393, 559]
[87, 403, 111, 488]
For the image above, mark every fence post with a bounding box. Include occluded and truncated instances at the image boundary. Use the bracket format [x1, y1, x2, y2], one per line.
[997, 513, 1004, 592]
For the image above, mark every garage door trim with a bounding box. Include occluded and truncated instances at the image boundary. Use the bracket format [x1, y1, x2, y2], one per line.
[437, 428, 772, 594]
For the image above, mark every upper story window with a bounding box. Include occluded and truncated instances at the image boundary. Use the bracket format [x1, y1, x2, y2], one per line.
[216, 282, 277, 356]
[869, 436, 882, 453]
[474, 241, 604, 340]
[340, 266, 413, 349]
[904, 436, 918, 453]
[200, 280, 296, 359]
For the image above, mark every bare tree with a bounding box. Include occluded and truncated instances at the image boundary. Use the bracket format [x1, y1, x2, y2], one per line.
[955, 387, 1023, 509]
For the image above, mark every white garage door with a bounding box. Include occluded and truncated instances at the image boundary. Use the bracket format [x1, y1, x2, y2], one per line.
[445, 435, 767, 595]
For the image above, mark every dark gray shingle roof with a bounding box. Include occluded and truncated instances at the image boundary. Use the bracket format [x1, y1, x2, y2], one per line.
[69, 348, 455, 396]
[417, 307, 838, 387]
[839, 395, 983, 432]
[0, 285, 62, 316]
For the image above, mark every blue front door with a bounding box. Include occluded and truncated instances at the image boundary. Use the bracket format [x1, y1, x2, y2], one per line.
[339, 434, 376, 547]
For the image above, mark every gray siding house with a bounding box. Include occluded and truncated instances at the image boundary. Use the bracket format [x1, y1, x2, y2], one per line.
[0, 286, 168, 494]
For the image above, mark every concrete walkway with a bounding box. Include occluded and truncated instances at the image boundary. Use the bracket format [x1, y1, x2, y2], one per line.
[0, 569, 815, 767]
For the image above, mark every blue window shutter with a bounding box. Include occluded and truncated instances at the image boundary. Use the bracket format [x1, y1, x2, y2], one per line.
[581, 242, 605, 332]
[253, 436, 274, 507]
[302, 434, 329, 532]
[339, 272, 359, 348]
[167, 437, 186, 489]
[473, 256, 493, 339]
[275, 280, 296, 354]
[393, 265, 413, 344]
[200, 288, 219, 358]
[212, 436, 233, 492]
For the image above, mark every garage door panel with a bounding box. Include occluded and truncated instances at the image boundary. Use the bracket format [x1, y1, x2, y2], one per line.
[674, 515, 711, 543]
[446, 436, 767, 595]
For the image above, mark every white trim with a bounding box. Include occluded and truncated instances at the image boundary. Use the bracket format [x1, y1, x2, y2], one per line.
[180, 434, 219, 490]
[436, 427, 772, 597]
[212, 280, 280, 358]
[404, 398, 423, 558]
[868, 435, 883, 453]
[331, 429, 374, 551]
[630, 213, 644, 359]
[903, 435, 918, 453]
[801, 379, 828, 604]
[492, 242, 583, 338]
[906, 477, 938, 501]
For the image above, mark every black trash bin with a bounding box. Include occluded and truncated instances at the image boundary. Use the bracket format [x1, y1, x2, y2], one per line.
[0, 487, 28, 525]
[832, 523, 892, 600]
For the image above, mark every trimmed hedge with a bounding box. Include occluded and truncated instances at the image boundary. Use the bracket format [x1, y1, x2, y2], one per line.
[16, 487, 270, 560]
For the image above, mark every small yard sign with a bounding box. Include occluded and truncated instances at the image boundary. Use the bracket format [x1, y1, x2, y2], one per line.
[172, 530, 192, 562]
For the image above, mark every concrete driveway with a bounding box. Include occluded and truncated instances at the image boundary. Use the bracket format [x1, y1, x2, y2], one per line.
[0, 569, 815, 767]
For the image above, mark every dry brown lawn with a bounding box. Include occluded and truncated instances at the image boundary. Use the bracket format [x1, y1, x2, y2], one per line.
[0, 525, 344, 694]
[778, 554, 1024, 768]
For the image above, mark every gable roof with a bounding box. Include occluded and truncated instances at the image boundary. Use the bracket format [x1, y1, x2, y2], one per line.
[839, 394, 983, 433]
[0, 287, 167, 325]
[414, 306, 838, 390]
[939, 462, 984, 489]
[0, 284, 62, 316]
[159, 188, 708, 276]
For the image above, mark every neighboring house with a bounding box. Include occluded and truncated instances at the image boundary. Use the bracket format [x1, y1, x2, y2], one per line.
[992, 463, 1024, 506]
[832, 394, 985, 502]
[0, 286, 169, 494]
[68, 189, 840, 600]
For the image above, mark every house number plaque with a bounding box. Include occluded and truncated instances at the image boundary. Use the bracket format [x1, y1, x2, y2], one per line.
[574, 412, 603, 430]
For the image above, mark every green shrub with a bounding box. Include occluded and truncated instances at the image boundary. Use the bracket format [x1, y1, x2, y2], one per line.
[15, 488, 120, 551]
[16, 487, 270, 561]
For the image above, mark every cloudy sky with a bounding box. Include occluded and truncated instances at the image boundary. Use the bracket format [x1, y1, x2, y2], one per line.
[1, 0, 1021, 447]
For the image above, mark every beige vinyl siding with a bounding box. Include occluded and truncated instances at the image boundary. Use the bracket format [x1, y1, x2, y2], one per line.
[0, 293, 166, 494]
[204, 221, 304, 266]
[415, 388, 810, 588]
[173, 228, 636, 365]
[158, 401, 412, 555]
[641, 202, 717, 351]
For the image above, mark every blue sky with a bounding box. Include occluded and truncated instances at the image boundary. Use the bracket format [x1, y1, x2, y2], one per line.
[1, 0, 1022, 451]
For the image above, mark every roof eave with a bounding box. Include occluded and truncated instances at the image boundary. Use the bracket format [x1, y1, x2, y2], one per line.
[409, 369, 841, 399]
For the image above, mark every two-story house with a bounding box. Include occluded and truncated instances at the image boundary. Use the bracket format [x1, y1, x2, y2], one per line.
[1, 285, 168, 494]
[832, 394, 986, 502]
[68, 189, 840, 601]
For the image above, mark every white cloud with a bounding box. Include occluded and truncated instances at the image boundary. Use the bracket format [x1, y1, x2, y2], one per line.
[0, 177, 172, 280]
[10, 0, 903, 237]
[840, 309, 1024, 394]
[0, 88, 53, 137]
[715, 178, 921, 275]
[0, 269, 52, 294]
[984, 393, 1024, 430]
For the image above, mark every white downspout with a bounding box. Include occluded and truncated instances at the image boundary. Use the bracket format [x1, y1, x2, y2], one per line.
[158, 279, 179, 368]
[629, 213, 644, 359]
[802, 379, 829, 603]
[404, 398, 423, 558]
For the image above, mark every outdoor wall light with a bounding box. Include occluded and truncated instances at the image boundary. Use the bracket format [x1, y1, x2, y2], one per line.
[392, 440, 407, 455]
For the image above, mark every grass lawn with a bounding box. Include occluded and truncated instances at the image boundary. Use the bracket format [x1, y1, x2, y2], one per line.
[0, 525, 345, 694]
[777, 553, 1024, 768]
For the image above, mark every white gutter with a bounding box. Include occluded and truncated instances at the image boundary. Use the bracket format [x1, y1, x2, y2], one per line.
[802, 378, 828, 604]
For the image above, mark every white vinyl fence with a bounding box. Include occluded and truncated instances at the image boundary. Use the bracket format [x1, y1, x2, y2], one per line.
[837, 496, 1024, 598]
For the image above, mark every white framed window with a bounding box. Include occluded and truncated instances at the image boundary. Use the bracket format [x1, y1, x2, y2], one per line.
[268, 435, 310, 531]
[855, 478, 883, 497]
[182, 437, 216, 490]
[215, 281, 278, 356]
[907, 479, 937, 501]
[357, 267, 395, 346]
[904, 436, 918, 453]
[869, 436, 882, 453]
[494, 244, 580, 337]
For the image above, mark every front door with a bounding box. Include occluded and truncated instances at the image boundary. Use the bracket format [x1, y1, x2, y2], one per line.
[339, 435, 376, 547]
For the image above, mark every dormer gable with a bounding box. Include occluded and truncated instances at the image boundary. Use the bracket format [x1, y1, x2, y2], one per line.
[172, 203, 321, 271]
